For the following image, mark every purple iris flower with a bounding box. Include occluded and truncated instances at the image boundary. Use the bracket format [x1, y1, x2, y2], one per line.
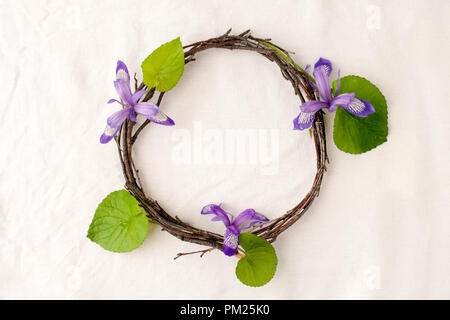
[100, 60, 175, 144]
[293, 57, 375, 130]
[201, 204, 269, 256]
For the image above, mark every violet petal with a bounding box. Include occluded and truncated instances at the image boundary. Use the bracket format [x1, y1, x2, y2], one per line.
[107, 99, 124, 106]
[223, 228, 240, 256]
[314, 57, 333, 77]
[116, 60, 130, 85]
[233, 209, 269, 231]
[131, 88, 147, 105]
[329, 92, 355, 112]
[201, 204, 232, 227]
[100, 107, 131, 144]
[344, 97, 375, 117]
[313, 66, 332, 103]
[114, 79, 134, 106]
[134, 102, 175, 126]
[300, 100, 329, 113]
[334, 69, 341, 98]
[293, 111, 316, 130]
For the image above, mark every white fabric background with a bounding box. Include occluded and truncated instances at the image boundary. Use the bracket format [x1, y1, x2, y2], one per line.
[0, 0, 449, 299]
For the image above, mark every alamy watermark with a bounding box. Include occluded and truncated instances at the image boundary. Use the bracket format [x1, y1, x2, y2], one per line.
[367, 4, 382, 30]
[171, 121, 279, 175]
[363, 265, 381, 290]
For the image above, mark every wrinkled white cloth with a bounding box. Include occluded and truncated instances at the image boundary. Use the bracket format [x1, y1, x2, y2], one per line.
[0, 0, 449, 299]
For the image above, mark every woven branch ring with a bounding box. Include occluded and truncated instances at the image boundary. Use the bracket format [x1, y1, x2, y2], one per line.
[115, 30, 328, 254]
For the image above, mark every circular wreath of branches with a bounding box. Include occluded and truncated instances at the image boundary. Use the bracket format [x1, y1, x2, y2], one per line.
[114, 29, 328, 258]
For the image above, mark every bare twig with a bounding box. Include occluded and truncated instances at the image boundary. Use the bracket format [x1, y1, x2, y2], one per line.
[174, 248, 216, 260]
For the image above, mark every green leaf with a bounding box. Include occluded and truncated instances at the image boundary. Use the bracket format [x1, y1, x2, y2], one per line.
[141, 37, 185, 92]
[87, 190, 149, 253]
[332, 75, 388, 154]
[235, 233, 278, 287]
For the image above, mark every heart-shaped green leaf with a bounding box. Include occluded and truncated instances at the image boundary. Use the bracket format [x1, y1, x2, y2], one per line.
[235, 233, 277, 287]
[87, 190, 149, 253]
[141, 37, 185, 92]
[332, 75, 388, 154]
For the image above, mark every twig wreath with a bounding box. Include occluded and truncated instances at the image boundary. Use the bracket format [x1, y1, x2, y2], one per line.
[88, 29, 388, 287]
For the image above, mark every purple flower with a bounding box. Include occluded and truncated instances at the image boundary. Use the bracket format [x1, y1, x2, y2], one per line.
[293, 57, 375, 130]
[100, 60, 175, 144]
[201, 204, 269, 256]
